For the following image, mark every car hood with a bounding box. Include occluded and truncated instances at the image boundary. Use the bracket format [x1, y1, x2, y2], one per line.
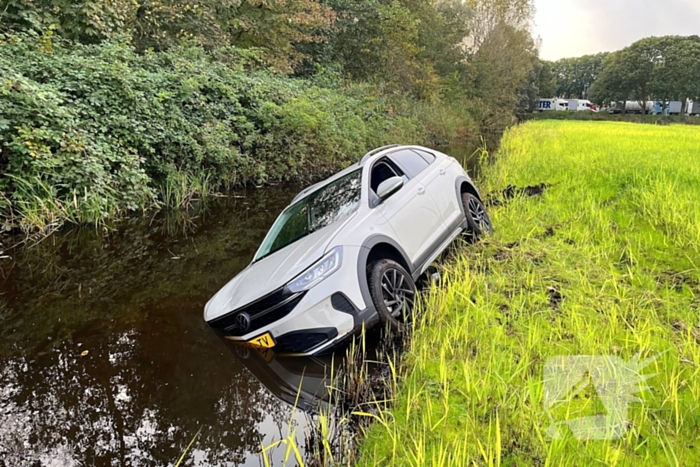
[204, 218, 350, 322]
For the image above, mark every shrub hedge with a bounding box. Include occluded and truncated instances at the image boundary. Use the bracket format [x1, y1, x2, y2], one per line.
[0, 33, 477, 231]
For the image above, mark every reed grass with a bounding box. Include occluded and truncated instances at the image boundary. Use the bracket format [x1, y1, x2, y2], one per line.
[357, 121, 700, 466]
[4, 174, 123, 234]
[159, 171, 213, 210]
[0, 169, 212, 235]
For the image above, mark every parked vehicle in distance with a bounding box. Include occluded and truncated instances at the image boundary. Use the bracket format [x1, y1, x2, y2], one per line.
[623, 101, 657, 114]
[667, 101, 683, 115]
[606, 103, 623, 114]
[538, 98, 569, 111]
[204, 145, 492, 356]
[687, 101, 700, 116]
[568, 99, 597, 112]
[625, 101, 653, 114]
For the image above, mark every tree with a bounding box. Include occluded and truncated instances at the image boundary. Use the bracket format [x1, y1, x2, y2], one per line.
[1, 0, 338, 72]
[588, 52, 627, 108]
[461, 0, 537, 125]
[467, 22, 537, 126]
[317, 0, 471, 99]
[415, 0, 471, 80]
[463, 0, 534, 53]
[0, 0, 133, 42]
[536, 60, 558, 98]
[650, 36, 700, 111]
[589, 39, 663, 112]
[589, 36, 700, 113]
[551, 53, 608, 99]
[518, 54, 542, 112]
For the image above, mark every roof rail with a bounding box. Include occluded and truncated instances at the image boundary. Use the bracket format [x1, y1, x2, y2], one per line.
[359, 144, 401, 165]
[290, 181, 323, 204]
[291, 145, 401, 204]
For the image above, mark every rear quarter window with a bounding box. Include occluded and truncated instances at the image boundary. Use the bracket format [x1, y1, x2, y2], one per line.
[412, 149, 436, 164]
[388, 149, 430, 178]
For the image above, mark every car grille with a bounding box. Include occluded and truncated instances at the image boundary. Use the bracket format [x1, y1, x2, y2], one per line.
[208, 287, 307, 337]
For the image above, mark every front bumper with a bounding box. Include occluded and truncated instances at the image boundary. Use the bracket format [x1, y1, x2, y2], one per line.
[208, 246, 374, 356]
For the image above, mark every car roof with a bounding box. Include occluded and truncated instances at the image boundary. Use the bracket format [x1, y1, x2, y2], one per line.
[290, 162, 362, 204]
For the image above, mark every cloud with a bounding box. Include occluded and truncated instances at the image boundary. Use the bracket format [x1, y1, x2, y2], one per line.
[534, 0, 700, 60]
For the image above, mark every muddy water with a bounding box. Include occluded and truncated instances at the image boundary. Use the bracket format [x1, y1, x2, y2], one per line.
[0, 143, 494, 466]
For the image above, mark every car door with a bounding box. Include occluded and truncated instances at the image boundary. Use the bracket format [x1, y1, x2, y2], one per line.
[371, 152, 444, 265]
[412, 149, 463, 230]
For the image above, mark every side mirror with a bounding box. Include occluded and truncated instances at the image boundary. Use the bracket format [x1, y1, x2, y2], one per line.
[376, 176, 404, 201]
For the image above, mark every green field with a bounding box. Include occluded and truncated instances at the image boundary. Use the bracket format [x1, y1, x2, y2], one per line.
[357, 121, 700, 466]
[523, 111, 700, 126]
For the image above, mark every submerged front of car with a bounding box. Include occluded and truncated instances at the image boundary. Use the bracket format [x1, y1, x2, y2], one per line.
[204, 167, 373, 356]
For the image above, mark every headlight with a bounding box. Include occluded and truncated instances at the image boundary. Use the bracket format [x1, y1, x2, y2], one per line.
[288, 247, 343, 293]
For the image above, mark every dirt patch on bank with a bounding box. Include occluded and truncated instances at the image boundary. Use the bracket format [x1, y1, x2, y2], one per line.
[486, 183, 549, 207]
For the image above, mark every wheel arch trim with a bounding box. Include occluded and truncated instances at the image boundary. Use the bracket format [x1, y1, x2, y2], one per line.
[455, 176, 483, 218]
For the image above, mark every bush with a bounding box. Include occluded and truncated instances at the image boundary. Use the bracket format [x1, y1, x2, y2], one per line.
[0, 33, 478, 232]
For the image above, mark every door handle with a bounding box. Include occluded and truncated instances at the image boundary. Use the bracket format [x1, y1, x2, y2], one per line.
[439, 168, 447, 175]
[417, 187, 426, 196]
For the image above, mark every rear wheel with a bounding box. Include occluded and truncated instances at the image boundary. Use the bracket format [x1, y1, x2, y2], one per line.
[368, 259, 416, 331]
[462, 193, 493, 239]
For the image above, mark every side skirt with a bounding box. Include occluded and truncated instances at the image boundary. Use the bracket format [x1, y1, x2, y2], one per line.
[411, 219, 467, 281]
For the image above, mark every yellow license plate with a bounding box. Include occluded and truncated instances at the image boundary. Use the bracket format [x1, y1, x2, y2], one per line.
[246, 332, 276, 349]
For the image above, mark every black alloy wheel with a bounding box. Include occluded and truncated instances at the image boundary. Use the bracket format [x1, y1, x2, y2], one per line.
[462, 192, 493, 239]
[368, 259, 416, 331]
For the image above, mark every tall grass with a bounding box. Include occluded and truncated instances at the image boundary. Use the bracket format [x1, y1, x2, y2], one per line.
[159, 171, 213, 210]
[4, 174, 124, 234]
[357, 121, 700, 466]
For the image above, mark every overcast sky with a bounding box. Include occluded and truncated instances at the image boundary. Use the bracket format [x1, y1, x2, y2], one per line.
[534, 0, 700, 61]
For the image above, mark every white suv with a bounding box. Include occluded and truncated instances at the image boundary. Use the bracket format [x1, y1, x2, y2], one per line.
[204, 145, 492, 356]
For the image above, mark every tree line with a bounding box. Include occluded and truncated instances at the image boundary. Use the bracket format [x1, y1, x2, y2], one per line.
[538, 35, 700, 112]
[2, 0, 538, 108]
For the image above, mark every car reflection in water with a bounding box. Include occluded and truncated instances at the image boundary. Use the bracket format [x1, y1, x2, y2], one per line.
[221, 338, 335, 414]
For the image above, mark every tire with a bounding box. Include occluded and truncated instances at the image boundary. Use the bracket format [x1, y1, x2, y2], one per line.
[367, 259, 416, 331]
[462, 192, 493, 239]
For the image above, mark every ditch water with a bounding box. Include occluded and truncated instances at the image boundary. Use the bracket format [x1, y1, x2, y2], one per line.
[0, 142, 494, 466]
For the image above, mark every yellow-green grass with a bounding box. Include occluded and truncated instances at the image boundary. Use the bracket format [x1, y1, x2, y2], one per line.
[357, 121, 700, 466]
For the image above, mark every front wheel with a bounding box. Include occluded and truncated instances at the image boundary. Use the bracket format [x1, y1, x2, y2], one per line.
[462, 193, 493, 239]
[368, 259, 416, 331]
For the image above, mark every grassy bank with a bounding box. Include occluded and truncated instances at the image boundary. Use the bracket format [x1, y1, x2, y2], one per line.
[358, 121, 700, 466]
[0, 34, 479, 234]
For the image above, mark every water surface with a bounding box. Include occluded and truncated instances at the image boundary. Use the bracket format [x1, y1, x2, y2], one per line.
[0, 142, 496, 466]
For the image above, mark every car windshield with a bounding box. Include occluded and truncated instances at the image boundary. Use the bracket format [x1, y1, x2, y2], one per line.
[254, 169, 362, 262]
